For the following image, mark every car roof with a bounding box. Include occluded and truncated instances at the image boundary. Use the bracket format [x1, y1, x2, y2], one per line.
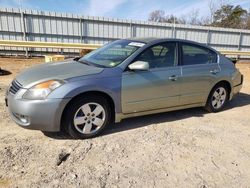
[127, 37, 200, 44]
[126, 37, 218, 53]
[127, 37, 159, 43]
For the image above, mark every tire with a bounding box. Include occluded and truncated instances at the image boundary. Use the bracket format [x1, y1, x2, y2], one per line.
[62, 95, 111, 139]
[205, 83, 229, 113]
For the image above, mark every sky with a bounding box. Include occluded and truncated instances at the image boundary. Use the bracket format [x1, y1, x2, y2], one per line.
[0, 0, 249, 21]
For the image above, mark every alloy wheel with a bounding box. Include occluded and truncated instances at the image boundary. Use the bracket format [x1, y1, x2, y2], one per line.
[73, 102, 106, 134]
[211, 87, 227, 109]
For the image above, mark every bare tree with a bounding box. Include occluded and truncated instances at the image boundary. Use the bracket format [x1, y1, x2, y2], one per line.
[148, 10, 166, 22]
[208, 0, 217, 23]
[189, 9, 201, 25]
[148, 10, 179, 24]
[179, 9, 203, 25]
[165, 15, 179, 24]
[200, 16, 211, 26]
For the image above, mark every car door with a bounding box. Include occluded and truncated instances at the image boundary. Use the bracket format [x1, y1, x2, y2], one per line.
[179, 42, 220, 105]
[121, 42, 182, 114]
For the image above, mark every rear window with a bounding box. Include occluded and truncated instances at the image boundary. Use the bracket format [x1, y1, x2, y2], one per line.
[181, 43, 217, 66]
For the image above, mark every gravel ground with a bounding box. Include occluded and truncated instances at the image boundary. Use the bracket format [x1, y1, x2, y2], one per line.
[0, 57, 250, 188]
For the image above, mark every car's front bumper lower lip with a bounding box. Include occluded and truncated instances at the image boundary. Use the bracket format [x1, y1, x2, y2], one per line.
[6, 92, 70, 132]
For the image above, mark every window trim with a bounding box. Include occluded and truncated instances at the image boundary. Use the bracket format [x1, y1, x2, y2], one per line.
[124, 41, 178, 71]
[179, 42, 218, 67]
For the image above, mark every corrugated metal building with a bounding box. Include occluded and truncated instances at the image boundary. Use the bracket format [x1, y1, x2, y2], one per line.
[0, 7, 250, 56]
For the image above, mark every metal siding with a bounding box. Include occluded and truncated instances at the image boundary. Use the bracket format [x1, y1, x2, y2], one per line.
[0, 8, 250, 55]
[241, 34, 250, 46]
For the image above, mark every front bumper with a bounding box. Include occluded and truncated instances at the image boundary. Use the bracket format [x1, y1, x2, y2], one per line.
[6, 89, 70, 132]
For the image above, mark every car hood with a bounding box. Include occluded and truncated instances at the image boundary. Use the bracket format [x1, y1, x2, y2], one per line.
[16, 60, 104, 88]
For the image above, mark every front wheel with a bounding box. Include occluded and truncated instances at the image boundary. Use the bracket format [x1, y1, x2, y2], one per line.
[63, 96, 111, 139]
[205, 84, 229, 112]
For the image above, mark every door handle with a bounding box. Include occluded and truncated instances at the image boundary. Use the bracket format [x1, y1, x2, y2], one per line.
[169, 75, 178, 81]
[210, 69, 219, 74]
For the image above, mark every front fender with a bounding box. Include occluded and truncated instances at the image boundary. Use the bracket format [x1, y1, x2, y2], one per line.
[48, 76, 122, 113]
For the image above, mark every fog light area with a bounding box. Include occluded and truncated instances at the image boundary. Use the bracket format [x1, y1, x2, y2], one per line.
[13, 113, 30, 125]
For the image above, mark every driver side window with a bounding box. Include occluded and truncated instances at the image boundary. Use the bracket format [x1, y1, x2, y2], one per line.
[136, 42, 176, 69]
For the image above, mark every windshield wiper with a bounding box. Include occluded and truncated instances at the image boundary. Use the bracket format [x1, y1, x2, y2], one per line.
[78, 60, 92, 66]
[78, 59, 108, 68]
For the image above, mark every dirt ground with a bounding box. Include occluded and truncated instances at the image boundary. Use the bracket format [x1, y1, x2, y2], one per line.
[0, 57, 250, 188]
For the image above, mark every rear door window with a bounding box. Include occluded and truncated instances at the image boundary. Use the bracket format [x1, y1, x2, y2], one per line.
[181, 43, 217, 66]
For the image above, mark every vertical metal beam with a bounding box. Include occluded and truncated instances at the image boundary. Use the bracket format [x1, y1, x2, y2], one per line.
[133, 24, 136, 37]
[172, 23, 176, 38]
[20, 10, 28, 57]
[107, 18, 110, 40]
[206, 29, 211, 46]
[237, 32, 242, 59]
[130, 21, 133, 38]
[112, 20, 114, 40]
[174, 17, 176, 38]
[130, 21, 136, 38]
[238, 32, 242, 50]
[60, 13, 63, 54]
[83, 18, 88, 44]
[79, 17, 83, 43]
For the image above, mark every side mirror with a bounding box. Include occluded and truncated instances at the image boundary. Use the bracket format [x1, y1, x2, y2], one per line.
[128, 61, 149, 71]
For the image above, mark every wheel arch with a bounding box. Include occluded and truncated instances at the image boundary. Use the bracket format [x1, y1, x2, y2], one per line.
[60, 90, 116, 130]
[206, 80, 232, 103]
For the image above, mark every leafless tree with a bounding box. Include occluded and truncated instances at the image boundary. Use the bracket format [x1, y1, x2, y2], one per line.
[148, 10, 166, 22]
[188, 9, 201, 25]
[208, 0, 217, 23]
[148, 10, 179, 24]
[179, 9, 203, 25]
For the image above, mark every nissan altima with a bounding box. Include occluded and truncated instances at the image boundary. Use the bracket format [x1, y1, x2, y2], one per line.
[5, 38, 243, 138]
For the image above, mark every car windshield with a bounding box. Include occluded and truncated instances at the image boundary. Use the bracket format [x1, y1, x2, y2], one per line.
[79, 40, 145, 68]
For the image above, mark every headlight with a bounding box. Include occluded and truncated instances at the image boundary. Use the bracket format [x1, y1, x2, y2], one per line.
[23, 80, 65, 100]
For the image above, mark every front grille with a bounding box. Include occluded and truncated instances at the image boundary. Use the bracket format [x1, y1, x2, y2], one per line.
[9, 80, 22, 94]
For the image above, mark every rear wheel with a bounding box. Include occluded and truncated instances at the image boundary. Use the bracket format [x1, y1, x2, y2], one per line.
[205, 84, 229, 112]
[63, 96, 111, 139]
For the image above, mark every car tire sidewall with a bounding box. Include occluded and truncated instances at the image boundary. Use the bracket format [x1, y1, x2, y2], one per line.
[206, 84, 229, 112]
[63, 96, 111, 139]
